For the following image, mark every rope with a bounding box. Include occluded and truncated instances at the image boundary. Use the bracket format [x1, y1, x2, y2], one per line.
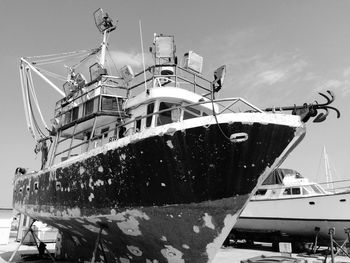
[27, 69, 50, 131]
[34, 67, 67, 81]
[24, 70, 37, 140]
[25, 49, 95, 61]
[19, 65, 32, 134]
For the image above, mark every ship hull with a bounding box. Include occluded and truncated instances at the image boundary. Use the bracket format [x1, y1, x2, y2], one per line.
[234, 191, 350, 245]
[13, 113, 305, 262]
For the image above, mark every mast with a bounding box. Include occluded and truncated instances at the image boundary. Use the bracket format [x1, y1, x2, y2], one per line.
[323, 146, 334, 190]
[100, 30, 108, 67]
[93, 8, 116, 68]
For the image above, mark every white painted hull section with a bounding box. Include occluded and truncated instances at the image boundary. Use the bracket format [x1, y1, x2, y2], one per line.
[235, 191, 350, 242]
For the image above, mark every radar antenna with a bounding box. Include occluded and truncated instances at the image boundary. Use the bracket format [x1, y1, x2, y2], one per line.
[93, 8, 117, 33]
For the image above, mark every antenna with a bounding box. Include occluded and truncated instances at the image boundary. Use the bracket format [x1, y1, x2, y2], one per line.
[92, 8, 117, 81]
[139, 20, 148, 92]
[93, 8, 117, 34]
[324, 146, 334, 191]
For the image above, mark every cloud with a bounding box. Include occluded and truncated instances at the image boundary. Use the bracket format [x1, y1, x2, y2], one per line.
[317, 79, 350, 98]
[197, 27, 314, 105]
[256, 70, 286, 85]
[260, 70, 285, 84]
[109, 50, 153, 69]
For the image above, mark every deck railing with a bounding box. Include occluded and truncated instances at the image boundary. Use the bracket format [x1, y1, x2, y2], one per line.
[48, 96, 262, 166]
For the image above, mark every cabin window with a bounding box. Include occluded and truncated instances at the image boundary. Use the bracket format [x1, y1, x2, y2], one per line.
[310, 185, 322, 194]
[71, 107, 79, 121]
[255, 189, 267, 196]
[85, 99, 94, 116]
[157, 102, 181, 126]
[146, 103, 155, 127]
[118, 126, 126, 138]
[135, 118, 142, 132]
[64, 111, 71, 125]
[283, 188, 291, 195]
[302, 187, 310, 195]
[183, 106, 201, 120]
[101, 96, 122, 111]
[291, 187, 301, 195]
[101, 127, 110, 138]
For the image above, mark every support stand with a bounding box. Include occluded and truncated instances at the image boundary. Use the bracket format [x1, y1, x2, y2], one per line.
[91, 222, 108, 263]
[325, 227, 350, 263]
[8, 220, 55, 262]
[311, 227, 321, 254]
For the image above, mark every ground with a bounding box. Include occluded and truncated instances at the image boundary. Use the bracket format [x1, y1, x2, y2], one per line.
[2, 238, 350, 263]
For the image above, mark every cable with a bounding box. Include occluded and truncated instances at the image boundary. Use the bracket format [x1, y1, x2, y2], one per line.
[27, 69, 50, 131]
[210, 86, 231, 141]
[19, 65, 32, 133]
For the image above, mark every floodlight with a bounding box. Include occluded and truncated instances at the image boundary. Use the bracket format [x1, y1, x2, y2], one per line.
[154, 35, 175, 58]
[212, 65, 226, 92]
[120, 65, 134, 83]
[63, 81, 75, 96]
[183, 51, 203, 73]
[89, 63, 107, 84]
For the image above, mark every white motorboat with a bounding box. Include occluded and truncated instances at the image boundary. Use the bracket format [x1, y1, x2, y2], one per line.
[232, 168, 350, 247]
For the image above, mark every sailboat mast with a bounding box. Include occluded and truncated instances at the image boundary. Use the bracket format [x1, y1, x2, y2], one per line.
[323, 146, 333, 190]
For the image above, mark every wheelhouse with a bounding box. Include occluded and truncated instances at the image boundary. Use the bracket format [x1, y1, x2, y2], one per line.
[20, 25, 262, 169]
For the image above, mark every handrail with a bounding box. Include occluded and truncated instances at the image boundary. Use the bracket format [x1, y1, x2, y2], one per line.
[51, 96, 263, 165]
[255, 179, 350, 199]
[128, 64, 213, 95]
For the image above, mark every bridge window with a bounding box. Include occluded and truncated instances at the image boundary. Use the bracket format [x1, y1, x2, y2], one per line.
[85, 99, 94, 116]
[72, 107, 79, 121]
[183, 106, 201, 120]
[135, 118, 142, 132]
[101, 96, 122, 111]
[157, 102, 181, 126]
[255, 189, 267, 196]
[146, 103, 154, 127]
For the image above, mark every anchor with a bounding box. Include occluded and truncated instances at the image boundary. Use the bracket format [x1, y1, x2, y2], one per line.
[265, 90, 341, 123]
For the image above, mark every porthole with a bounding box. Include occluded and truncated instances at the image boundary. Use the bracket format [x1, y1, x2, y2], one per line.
[340, 199, 346, 202]
[230, 133, 248, 143]
[309, 201, 315, 205]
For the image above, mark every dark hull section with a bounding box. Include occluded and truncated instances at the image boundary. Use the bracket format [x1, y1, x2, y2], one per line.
[42, 196, 248, 262]
[13, 121, 305, 262]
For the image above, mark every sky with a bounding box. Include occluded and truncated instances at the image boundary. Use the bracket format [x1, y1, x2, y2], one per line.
[0, 0, 349, 208]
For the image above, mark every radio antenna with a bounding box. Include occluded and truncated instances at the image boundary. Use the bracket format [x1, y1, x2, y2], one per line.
[139, 20, 148, 92]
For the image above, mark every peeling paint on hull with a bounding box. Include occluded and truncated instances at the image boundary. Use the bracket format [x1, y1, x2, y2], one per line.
[13, 121, 305, 262]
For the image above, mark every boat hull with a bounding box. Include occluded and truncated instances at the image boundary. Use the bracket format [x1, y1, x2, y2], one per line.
[234, 191, 350, 244]
[13, 114, 305, 262]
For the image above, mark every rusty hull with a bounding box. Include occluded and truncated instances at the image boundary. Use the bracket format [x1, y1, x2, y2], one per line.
[13, 121, 305, 262]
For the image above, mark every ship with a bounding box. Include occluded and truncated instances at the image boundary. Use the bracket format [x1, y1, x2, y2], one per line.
[230, 168, 350, 250]
[12, 9, 340, 262]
